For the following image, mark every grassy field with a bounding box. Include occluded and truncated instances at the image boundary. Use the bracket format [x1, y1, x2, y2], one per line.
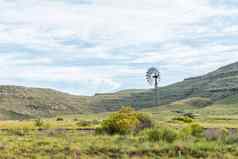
[1, 130, 237, 159]
[0, 98, 237, 159]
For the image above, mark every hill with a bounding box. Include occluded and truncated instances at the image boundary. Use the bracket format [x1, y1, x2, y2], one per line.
[1, 62, 238, 119]
[91, 61, 238, 110]
[0, 86, 94, 119]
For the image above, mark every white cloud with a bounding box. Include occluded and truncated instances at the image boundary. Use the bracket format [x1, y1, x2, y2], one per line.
[0, 0, 238, 94]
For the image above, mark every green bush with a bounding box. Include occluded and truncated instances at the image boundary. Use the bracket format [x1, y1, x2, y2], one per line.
[173, 116, 193, 123]
[146, 127, 178, 143]
[95, 127, 105, 135]
[73, 118, 78, 121]
[34, 118, 44, 128]
[76, 120, 100, 127]
[146, 128, 161, 142]
[190, 124, 204, 137]
[99, 107, 153, 135]
[162, 128, 178, 143]
[56, 117, 64, 121]
[225, 134, 238, 144]
[179, 123, 204, 139]
[76, 120, 92, 127]
[100, 107, 139, 135]
[180, 127, 192, 140]
[6, 128, 32, 136]
[135, 112, 154, 131]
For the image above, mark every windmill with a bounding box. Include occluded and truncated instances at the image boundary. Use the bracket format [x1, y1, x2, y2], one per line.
[146, 67, 160, 106]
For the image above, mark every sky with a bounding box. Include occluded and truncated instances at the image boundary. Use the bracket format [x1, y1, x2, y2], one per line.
[1, 0, 238, 95]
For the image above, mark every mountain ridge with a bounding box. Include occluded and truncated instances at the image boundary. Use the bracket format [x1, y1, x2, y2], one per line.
[1, 62, 238, 119]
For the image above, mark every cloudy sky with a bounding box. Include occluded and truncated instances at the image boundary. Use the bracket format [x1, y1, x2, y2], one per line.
[1, 0, 238, 95]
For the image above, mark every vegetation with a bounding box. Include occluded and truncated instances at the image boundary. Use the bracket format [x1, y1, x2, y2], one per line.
[145, 127, 178, 143]
[0, 119, 236, 158]
[98, 107, 153, 135]
[0, 106, 235, 158]
[34, 118, 44, 127]
[190, 123, 204, 137]
[173, 116, 193, 123]
[0, 62, 238, 158]
[1, 61, 238, 120]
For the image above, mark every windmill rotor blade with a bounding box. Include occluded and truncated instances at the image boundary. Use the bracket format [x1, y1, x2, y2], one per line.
[146, 73, 154, 85]
[146, 67, 160, 86]
[146, 77, 153, 85]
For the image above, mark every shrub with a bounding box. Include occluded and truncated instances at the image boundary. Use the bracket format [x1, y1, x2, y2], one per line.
[180, 126, 192, 140]
[76, 120, 92, 127]
[56, 117, 64, 121]
[95, 127, 104, 135]
[146, 127, 178, 143]
[6, 128, 31, 136]
[162, 128, 178, 143]
[34, 118, 44, 128]
[225, 133, 238, 144]
[173, 116, 193, 123]
[147, 128, 161, 142]
[100, 107, 139, 135]
[135, 112, 154, 131]
[179, 124, 204, 139]
[190, 124, 204, 137]
[73, 118, 78, 121]
[99, 107, 153, 135]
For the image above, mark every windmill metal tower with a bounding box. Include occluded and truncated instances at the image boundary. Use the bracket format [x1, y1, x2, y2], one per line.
[146, 67, 160, 106]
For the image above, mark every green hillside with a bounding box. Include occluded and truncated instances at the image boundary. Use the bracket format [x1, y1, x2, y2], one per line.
[90, 61, 238, 110]
[0, 86, 93, 119]
[0, 62, 238, 119]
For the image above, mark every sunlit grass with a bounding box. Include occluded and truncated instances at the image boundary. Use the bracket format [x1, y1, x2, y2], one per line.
[0, 100, 237, 158]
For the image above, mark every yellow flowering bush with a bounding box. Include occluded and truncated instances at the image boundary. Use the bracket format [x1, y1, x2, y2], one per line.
[99, 107, 153, 135]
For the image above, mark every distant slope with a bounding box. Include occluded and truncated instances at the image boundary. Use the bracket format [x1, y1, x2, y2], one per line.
[159, 61, 238, 102]
[141, 94, 238, 118]
[90, 61, 238, 109]
[0, 85, 153, 119]
[0, 86, 94, 119]
[1, 62, 238, 119]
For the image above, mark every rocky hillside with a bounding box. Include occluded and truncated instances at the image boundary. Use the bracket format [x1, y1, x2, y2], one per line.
[1, 62, 238, 119]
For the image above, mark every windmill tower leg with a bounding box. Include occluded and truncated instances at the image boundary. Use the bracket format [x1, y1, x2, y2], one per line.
[154, 88, 157, 106]
[154, 78, 159, 106]
[157, 89, 160, 106]
[154, 87, 160, 106]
